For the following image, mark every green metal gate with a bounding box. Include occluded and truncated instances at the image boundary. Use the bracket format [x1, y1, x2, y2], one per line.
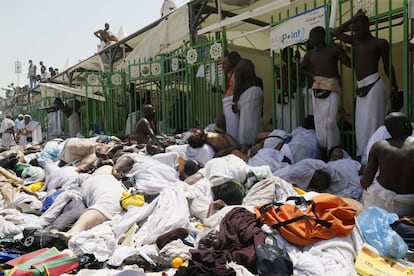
[128, 35, 226, 137]
[269, 0, 408, 156]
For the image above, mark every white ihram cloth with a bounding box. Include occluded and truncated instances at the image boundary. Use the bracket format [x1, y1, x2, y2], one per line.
[355, 73, 387, 156]
[361, 125, 390, 166]
[273, 158, 329, 190]
[81, 174, 125, 219]
[18, 119, 42, 145]
[362, 180, 414, 217]
[223, 95, 240, 142]
[312, 91, 340, 150]
[263, 129, 288, 149]
[166, 144, 215, 165]
[326, 159, 362, 200]
[248, 148, 290, 173]
[47, 110, 62, 136]
[112, 187, 190, 248]
[130, 157, 179, 195]
[0, 117, 16, 148]
[69, 112, 81, 137]
[289, 126, 320, 163]
[198, 154, 272, 187]
[237, 85, 263, 145]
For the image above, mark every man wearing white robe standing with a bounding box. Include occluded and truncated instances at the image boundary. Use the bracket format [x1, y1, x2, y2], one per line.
[300, 26, 351, 159]
[18, 114, 42, 145]
[220, 51, 242, 142]
[334, 9, 399, 158]
[0, 114, 16, 148]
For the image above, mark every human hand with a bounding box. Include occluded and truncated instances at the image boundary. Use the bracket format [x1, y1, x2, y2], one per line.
[211, 199, 227, 210]
[231, 102, 239, 113]
[65, 190, 82, 201]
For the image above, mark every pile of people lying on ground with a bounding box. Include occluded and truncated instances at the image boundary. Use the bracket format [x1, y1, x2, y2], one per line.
[0, 122, 413, 275]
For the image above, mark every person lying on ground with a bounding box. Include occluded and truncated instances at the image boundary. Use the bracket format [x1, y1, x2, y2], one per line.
[52, 165, 126, 238]
[187, 127, 240, 157]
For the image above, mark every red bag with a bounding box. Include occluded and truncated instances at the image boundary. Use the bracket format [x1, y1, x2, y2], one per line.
[255, 193, 357, 246]
[5, 247, 79, 276]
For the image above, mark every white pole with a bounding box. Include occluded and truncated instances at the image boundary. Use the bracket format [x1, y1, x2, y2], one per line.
[329, 0, 339, 29]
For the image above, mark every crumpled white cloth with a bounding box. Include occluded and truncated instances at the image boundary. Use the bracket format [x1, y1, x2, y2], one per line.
[166, 144, 215, 165]
[263, 129, 288, 149]
[131, 158, 178, 195]
[0, 216, 21, 238]
[132, 187, 190, 247]
[273, 158, 329, 190]
[37, 189, 82, 226]
[113, 186, 191, 248]
[326, 159, 362, 200]
[289, 126, 321, 163]
[69, 223, 116, 262]
[290, 236, 359, 276]
[43, 161, 80, 193]
[227, 261, 255, 276]
[261, 224, 362, 276]
[107, 244, 158, 267]
[0, 208, 42, 236]
[159, 239, 192, 260]
[199, 154, 272, 187]
[248, 148, 289, 173]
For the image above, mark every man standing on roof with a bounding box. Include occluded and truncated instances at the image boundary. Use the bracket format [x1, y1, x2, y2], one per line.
[161, 0, 177, 17]
[94, 23, 118, 49]
[333, 9, 399, 159]
[27, 60, 37, 89]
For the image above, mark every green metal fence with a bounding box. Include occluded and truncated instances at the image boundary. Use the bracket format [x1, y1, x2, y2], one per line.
[269, 0, 408, 156]
[128, 35, 226, 137]
[84, 71, 127, 137]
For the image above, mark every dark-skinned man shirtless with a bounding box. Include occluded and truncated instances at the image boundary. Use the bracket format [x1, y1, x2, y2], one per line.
[300, 26, 351, 158]
[333, 9, 399, 158]
[187, 128, 240, 158]
[135, 104, 161, 146]
[361, 112, 414, 216]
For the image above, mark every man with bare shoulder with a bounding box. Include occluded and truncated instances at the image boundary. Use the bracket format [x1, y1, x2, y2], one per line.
[134, 104, 161, 146]
[188, 128, 240, 157]
[94, 23, 118, 49]
[300, 26, 351, 158]
[361, 112, 414, 216]
[333, 9, 399, 158]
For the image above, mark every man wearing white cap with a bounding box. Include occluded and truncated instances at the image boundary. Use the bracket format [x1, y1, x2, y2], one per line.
[18, 114, 42, 145]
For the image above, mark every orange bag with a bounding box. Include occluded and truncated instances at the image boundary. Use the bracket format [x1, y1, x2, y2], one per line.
[255, 193, 357, 246]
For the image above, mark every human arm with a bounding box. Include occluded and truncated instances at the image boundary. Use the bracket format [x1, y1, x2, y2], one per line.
[333, 9, 366, 44]
[207, 199, 227, 218]
[336, 44, 352, 68]
[231, 72, 241, 113]
[299, 52, 314, 80]
[94, 30, 102, 40]
[360, 142, 380, 189]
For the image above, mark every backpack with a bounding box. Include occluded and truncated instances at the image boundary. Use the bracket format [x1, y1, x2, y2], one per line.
[255, 193, 357, 246]
[256, 235, 293, 276]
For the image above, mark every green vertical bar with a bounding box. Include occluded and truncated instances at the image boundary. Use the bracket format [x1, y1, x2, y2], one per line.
[403, 0, 409, 114]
